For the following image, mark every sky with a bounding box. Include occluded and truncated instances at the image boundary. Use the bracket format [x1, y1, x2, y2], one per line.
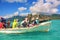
[0, 0, 60, 18]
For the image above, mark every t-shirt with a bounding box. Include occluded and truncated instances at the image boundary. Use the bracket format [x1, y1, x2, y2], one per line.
[0, 22, 3, 28]
[22, 22, 27, 27]
[20, 21, 24, 25]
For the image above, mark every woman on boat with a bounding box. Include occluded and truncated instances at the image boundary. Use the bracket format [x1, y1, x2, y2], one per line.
[12, 19, 18, 28]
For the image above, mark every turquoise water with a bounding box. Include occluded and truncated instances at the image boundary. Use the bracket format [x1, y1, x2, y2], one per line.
[0, 20, 60, 40]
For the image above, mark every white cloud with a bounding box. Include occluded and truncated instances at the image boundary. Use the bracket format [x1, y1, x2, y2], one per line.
[3, 11, 30, 19]
[18, 7, 27, 11]
[3, 16, 8, 19]
[3, 7, 27, 19]
[19, 13, 29, 16]
[5, 0, 27, 3]
[50, 8, 58, 13]
[32, 2, 36, 4]
[30, 0, 60, 14]
[3, 14, 13, 19]
[13, 11, 19, 16]
[3, 11, 19, 19]
[31, 12, 37, 15]
[30, 2, 52, 13]
[46, 0, 60, 7]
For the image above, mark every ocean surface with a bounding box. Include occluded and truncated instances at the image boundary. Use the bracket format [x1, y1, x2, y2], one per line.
[0, 20, 60, 40]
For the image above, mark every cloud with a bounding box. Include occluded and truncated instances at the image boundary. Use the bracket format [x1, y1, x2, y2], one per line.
[3, 14, 13, 19]
[50, 8, 58, 13]
[18, 7, 27, 11]
[3, 11, 29, 18]
[19, 13, 30, 16]
[30, 2, 52, 12]
[46, 0, 60, 7]
[13, 11, 19, 16]
[31, 12, 37, 15]
[3, 11, 19, 19]
[32, 2, 36, 4]
[3, 7, 27, 18]
[29, 0, 60, 14]
[4, 0, 27, 3]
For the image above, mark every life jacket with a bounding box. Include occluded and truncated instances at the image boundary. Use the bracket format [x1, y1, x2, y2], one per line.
[12, 19, 18, 28]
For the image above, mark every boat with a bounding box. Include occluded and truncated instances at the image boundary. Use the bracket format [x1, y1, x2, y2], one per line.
[0, 21, 51, 33]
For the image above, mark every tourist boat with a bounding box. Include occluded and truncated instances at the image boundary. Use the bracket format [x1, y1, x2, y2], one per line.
[0, 21, 51, 33]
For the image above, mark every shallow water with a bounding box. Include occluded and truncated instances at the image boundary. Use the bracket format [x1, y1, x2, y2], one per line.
[0, 20, 60, 40]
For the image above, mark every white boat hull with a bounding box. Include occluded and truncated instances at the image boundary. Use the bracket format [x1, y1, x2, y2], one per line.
[0, 21, 51, 33]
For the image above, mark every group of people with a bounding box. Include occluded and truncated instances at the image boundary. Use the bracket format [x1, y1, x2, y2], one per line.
[21, 17, 40, 27]
[0, 16, 40, 29]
